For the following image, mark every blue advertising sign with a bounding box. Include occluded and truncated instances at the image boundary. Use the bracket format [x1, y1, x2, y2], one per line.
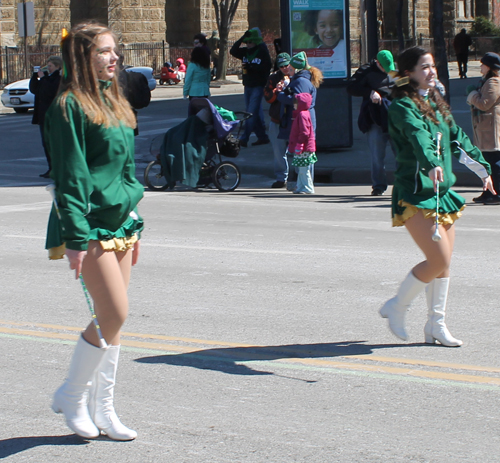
[290, 0, 347, 78]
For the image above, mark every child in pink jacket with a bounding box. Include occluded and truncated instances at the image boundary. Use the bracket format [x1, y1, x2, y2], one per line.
[287, 92, 317, 194]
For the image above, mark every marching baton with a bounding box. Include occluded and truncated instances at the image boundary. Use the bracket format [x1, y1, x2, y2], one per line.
[79, 275, 108, 349]
[432, 132, 443, 242]
[46, 185, 108, 349]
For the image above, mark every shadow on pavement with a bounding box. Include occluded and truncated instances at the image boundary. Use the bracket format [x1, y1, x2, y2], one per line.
[0, 434, 89, 459]
[135, 341, 426, 376]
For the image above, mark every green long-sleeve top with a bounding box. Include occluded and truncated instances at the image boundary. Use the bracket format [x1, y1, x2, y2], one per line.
[388, 95, 491, 215]
[44, 85, 144, 251]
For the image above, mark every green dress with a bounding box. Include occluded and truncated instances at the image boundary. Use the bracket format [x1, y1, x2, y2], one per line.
[44, 84, 144, 253]
[388, 95, 491, 220]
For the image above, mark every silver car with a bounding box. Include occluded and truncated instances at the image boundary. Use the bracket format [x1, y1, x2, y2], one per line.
[1, 78, 34, 113]
[125, 66, 157, 91]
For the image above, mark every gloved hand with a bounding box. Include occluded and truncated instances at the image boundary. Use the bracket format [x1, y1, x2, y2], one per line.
[466, 84, 477, 95]
[243, 30, 251, 38]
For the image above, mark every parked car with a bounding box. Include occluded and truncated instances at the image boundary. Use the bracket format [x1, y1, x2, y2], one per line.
[125, 66, 157, 91]
[2, 66, 155, 114]
[1, 78, 34, 113]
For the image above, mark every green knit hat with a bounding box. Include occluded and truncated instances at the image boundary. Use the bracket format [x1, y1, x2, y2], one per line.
[243, 29, 263, 45]
[290, 51, 310, 70]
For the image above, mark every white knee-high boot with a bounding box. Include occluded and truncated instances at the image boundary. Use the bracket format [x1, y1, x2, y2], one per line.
[52, 334, 105, 438]
[379, 271, 427, 340]
[89, 345, 137, 441]
[424, 278, 463, 347]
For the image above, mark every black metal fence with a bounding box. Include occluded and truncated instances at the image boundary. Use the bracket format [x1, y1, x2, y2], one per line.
[2, 36, 496, 86]
[0, 40, 250, 86]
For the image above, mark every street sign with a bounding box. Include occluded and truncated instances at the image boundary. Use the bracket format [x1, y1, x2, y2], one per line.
[18, 2, 36, 37]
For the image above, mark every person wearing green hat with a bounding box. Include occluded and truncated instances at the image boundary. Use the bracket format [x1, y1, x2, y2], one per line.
[346, 49, 396, 196]
[276, 51, 323, 140]
[230, 28, 272, 147]
[264, 52, 295, 188]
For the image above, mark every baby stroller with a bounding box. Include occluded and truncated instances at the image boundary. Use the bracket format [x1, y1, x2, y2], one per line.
[159, 61, 180, 85]
[144, 98, 251, 192]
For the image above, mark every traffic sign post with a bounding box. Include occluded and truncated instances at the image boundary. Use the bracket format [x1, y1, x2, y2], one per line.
[18, 1, 36, 78]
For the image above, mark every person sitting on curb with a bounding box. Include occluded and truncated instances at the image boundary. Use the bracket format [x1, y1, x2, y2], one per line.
[230, 28, 272, 148]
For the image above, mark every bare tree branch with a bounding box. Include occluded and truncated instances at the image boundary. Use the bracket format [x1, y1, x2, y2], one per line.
[211, 0, 242, 80]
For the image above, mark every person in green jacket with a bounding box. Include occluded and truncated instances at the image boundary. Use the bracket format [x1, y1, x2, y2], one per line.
[45, 23, 144, 441]
[379, 47, 495, 347]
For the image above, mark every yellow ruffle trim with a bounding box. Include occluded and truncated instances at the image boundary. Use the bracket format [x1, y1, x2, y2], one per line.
[392, 200, 465, 227]
[48, 234, 138, 260]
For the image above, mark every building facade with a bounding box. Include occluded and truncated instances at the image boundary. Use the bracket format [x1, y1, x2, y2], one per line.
[1, 1, 499, 59]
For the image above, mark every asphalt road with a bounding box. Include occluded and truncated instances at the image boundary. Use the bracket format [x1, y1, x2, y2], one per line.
[1, 90, 500, 462]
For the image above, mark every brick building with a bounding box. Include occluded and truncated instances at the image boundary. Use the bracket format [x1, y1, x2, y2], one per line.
[1, 0, 499, 62]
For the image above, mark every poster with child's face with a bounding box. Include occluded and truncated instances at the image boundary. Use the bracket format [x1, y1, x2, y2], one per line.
[290, 0, 347, 79]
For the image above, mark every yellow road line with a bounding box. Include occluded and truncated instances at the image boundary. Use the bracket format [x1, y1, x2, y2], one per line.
[1, 319, 498, 373]
[1, 324, 499, 387]
[1, 319, 499, 373]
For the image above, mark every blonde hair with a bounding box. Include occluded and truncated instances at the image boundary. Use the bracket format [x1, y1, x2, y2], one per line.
[309, 66, 324, 88]
[58, 22, 136, 129]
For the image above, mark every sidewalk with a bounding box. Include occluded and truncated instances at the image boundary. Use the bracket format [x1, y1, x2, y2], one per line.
[152, 61, 485, 189]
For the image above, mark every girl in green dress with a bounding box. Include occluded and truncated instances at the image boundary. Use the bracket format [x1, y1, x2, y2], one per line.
[379, 47, 495, 347]
[46, 23, 143, 440]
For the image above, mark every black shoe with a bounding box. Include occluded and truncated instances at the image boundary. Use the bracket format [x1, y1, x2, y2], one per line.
[484, 195, 500, 205]
[39, 170, 51, 178]
[271, 181, 286, 188]
[239, 139, 248, 148]
[371, 188, 385, 196]
[472, 191, 491, 203]
[251, 138, 270, 146]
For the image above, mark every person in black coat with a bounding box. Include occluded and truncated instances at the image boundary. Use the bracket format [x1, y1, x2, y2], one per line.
[117, 56, 151, 136]
[346, 50, 396, 196]
[29, 55, 62, 178]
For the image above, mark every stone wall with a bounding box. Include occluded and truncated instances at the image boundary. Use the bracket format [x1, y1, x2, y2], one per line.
[1, 0, 17, 47]
[0, 0, 493, 51]
[1, 0, 71, 47]
[118, 0, 165, 43]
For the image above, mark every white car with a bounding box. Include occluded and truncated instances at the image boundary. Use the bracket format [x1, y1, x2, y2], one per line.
[1, 78, 34, 113]
[125, 66, 157, 91]
[1, 66, 155, 114]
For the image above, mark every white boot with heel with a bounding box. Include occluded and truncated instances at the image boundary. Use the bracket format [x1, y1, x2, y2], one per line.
[379, 271, 427, 340]
[52, 334, 104, 438]
[89, 345, 137, 441]
[424, 277, 463, 347]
